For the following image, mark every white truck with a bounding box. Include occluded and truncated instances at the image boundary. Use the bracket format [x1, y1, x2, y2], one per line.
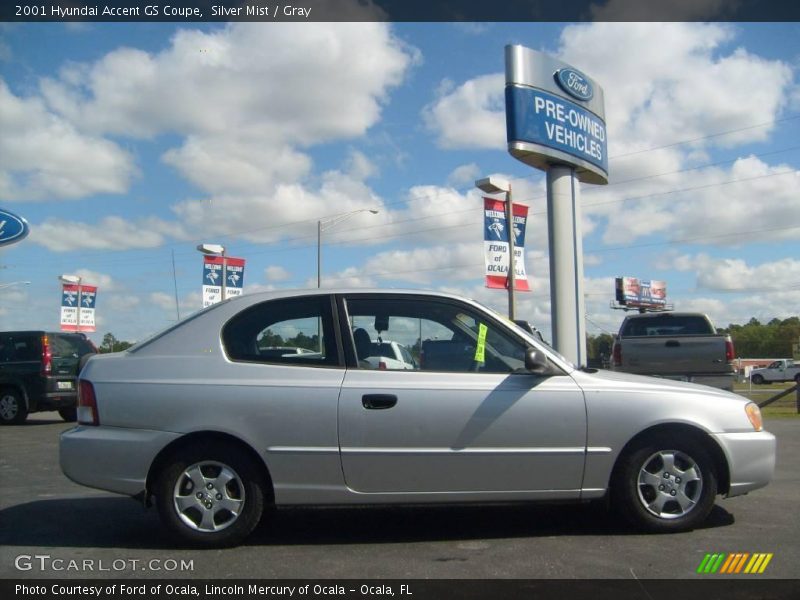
[749, 359, 800, 384]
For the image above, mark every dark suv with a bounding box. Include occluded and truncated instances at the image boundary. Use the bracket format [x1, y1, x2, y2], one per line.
[0, 331, 97, 424]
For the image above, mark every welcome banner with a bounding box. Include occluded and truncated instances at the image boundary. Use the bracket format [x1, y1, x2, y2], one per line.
[483, 198, 530, 291]
[202, 256, 246, 307]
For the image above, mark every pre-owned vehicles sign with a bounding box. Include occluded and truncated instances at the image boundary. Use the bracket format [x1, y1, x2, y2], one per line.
[505, 45, 608, 185]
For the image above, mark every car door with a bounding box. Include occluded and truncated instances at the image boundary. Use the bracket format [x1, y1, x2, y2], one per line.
[337, 294, 587, 499]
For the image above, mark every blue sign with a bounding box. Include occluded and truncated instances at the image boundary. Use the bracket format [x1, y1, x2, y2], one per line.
[506, 86, 608, 175]
[81, 290, 97, 309]
[555, 68, 594, 101]
[0, 208, 30, 247]
[62, 288, 78, 307]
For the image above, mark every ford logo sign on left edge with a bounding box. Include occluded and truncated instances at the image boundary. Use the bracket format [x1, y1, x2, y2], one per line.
[555, 68, 593, 102]
[0, 208, 30, 247]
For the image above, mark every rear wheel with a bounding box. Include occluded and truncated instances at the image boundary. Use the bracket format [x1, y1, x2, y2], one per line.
[154, 443, 268, 547]
[0, 388, 28, 425]
[794, 373, 800, 384]
[612, 434, 717, 532]
[58, 407, 77, 422]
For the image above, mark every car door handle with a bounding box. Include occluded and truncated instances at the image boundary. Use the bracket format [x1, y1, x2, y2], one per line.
[665, 340, 681, 347]
[362, 394, 397, 410]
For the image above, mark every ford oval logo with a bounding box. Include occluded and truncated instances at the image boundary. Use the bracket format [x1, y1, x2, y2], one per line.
[555, 68, 593, 102]
[0, 208, 30, 247]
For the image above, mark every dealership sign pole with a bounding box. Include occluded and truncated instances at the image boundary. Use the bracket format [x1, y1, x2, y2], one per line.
[505, 45, 608, 366]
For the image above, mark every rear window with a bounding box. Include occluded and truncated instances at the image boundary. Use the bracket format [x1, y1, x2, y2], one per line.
[621, 315, 714, 337]
[49, 335, 96, 359]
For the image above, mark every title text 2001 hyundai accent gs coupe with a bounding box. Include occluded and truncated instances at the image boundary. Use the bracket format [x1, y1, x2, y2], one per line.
[60, 289, 776, 547]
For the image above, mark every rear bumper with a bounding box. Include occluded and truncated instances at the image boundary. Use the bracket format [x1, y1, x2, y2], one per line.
[60, 426, 180, 497]
[711, 430, 777, 497]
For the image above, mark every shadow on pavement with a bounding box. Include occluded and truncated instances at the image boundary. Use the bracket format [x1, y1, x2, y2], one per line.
[0, 496, 735, 550]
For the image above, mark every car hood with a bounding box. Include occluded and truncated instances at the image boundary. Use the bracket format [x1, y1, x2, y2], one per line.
[570, 368, 745, 402]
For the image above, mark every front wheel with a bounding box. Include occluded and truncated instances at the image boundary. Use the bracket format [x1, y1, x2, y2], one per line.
[154, 443, 268, 548]
[612, 435, 717, 533]
[751, 374, 765, 385]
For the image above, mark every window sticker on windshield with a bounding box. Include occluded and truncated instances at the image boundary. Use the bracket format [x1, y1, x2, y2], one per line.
[474, 323, 488, 363]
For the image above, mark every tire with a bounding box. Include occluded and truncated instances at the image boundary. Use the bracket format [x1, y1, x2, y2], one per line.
[751, 374, 765, 385]
[0, 388, 28, 425]
[154, 442, 268, 548]
[794, 373, 800, 384]
[58, 407, 77, 422]
[612, 434, 717, 533]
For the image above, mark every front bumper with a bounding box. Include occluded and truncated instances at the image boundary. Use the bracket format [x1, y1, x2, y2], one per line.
[60, 426, 180, 497]
[711, 430, 777, 497]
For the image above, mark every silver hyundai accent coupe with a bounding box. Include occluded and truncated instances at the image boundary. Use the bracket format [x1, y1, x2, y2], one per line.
[60, 289, 776, 547]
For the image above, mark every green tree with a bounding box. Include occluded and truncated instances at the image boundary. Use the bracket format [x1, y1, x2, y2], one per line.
[99, 332, 133, 353]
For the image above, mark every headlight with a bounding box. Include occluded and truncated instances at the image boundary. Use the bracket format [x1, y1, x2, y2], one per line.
[745, 402, 763, 432]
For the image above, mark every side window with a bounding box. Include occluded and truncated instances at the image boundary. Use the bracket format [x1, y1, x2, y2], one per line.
[344, 297, 528, 374]
[10, 335, 39, 362]
[222, 296, 339, 367]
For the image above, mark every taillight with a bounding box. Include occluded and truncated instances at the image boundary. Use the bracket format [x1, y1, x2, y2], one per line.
[78, 380, 99, 426]
[612, 342, 621, 367]
[41, 334, 52, 375]
[725, 339, 735, 363]
[378, 360, 387, 370]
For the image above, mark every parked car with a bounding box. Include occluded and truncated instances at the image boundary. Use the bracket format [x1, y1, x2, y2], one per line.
[355, 337, 416, 370]
[60, 289, 775, 547]
[611, 311, 736, 390]
[750, 359, 800, 384]
[0, 330, 98, 424]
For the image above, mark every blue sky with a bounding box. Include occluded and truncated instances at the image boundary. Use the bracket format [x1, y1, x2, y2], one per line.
[1, 18, 799, 344]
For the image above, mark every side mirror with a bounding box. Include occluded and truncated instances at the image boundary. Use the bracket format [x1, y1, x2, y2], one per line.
[524, 347, 549, 373]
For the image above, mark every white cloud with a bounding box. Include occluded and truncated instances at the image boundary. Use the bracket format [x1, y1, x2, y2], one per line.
[29, 216, 174, 251]
[106, 294, 141, 312]
[72, 269, 119, 292]
[669, 254, 800, 292]
[0, 80, 136, 201]
[265, 265, 291, 282]
[149, 292, 177, 312]
[447, 163, 481, 187]
[423, 73, 505, 149]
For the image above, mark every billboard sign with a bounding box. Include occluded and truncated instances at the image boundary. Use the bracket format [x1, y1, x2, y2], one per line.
[484, 198, 530, 291]
[505, 45, 608, 185]
[615, 277, 667, 309]
[202, 256, 246, 307]
[0, 208, 30, 247]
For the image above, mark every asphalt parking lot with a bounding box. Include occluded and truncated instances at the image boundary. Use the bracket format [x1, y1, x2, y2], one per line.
[1, 414, 798, 582]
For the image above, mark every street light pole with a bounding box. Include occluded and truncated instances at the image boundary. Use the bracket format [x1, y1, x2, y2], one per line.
[317, 219, 322, 289]
[504, 183, 516, 321]
[221, 248, 228, 302]
[317, 208, 379, 288]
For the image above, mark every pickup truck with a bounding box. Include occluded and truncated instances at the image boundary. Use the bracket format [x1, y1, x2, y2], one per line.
[750, 359, 800, 384]
[611, 312, 736, 391]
